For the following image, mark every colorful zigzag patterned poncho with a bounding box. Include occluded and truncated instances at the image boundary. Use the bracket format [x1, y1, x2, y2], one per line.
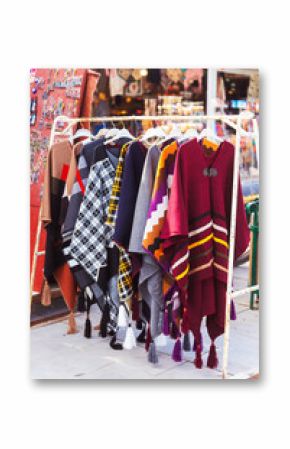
[142, 140, 179, 270]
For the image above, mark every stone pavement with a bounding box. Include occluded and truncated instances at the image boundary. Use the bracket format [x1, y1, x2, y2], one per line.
[30, 263, 259, 380]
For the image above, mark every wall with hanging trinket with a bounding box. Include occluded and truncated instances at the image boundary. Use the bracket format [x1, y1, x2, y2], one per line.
[30, 68, 87, 293]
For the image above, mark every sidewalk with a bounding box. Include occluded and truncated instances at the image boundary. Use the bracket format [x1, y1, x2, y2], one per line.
[30, 264, 259, 380]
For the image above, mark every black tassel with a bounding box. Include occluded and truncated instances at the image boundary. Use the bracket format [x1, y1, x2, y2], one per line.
[84, 297, 92, 338]
[84, 317, 92, 338]
[183, 332, 191, 351]
[77, 291, 86, 312]
[100, 302, 110, 338]
[110, 335, 123, 350]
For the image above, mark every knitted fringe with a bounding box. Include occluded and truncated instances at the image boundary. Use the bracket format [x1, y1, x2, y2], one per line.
[84, 316, 92, 338]
[123, 324, 136, 350]
[117, 304, 128, 328]
[230, 299, 237, 320]
[172, 337, 182, 362]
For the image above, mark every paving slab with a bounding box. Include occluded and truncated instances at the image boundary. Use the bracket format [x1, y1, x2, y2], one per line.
[30, 264, 259, 380]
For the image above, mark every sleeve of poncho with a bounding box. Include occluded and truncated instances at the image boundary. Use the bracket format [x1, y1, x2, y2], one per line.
[224, 143, 250, 261]
[161, 144, 189, 240]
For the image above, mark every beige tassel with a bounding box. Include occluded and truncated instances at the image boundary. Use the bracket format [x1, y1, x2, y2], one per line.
[67, 311, 78, 334]
[40, 279, 51, 307]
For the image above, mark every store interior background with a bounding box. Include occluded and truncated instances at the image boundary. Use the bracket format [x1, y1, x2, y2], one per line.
[30, 68, 259, 322]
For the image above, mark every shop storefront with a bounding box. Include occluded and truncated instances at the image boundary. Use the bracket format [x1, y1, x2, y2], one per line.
[30, 69, 259, 379]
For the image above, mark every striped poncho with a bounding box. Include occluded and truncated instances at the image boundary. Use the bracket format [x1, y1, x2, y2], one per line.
[159, 138, 250, 367]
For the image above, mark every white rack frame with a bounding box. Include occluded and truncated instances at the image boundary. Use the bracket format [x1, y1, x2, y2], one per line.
[31, 112, 259, 379]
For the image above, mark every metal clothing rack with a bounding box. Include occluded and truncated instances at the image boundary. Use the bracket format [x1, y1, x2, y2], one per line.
[30, 112, 259, 379]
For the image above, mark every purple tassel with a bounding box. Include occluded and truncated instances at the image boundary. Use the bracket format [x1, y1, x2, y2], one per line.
[172, 338, 182, 362]
[163, 309, 170, 336]
[193, 333, 203, 352]
[230, 299, 237, 320]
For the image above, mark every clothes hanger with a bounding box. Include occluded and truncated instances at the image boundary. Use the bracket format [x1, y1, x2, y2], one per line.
[199, 127, 222, 142]
[140, 125, 166, 146]
[167, 123, 182, 139]
[105, 120, 134, 145]
[199, 127, 223, 151]
[180, 126, 199, 142]
[69, 127, 93, 145]
[155, 122, 182, 146]
[103, 121, 119, 142]
[93, 122, 109, 140]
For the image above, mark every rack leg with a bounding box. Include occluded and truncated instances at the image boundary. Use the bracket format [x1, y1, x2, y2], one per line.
[222, 116, 242, 379]
[250, 209, 259, 309]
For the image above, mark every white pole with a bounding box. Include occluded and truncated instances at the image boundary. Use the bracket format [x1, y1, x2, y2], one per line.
[253, 117, 259, 167]
[206, 69, 218, 132]
[52, 114, 243, 124]
[222, 114, 242, 379]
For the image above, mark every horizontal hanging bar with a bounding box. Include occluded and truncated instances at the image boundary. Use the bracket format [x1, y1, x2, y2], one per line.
[54, 112, 255, 124]
[54, 112, 258, 139]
